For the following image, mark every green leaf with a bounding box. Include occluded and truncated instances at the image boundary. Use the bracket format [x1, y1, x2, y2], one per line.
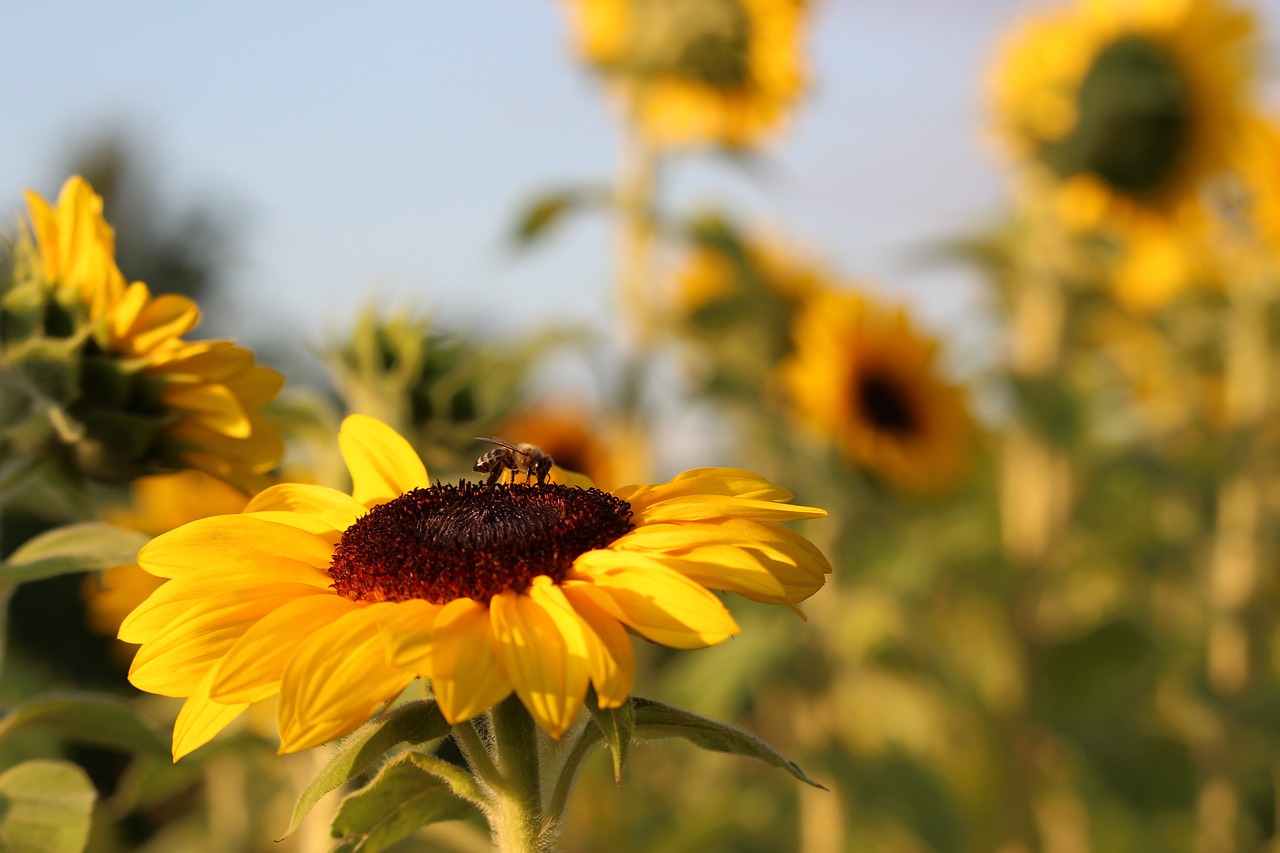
[0, 693, 168, 757]
[587, 690, 633, 783]
[510, 188, 606, 245]
[0, 759, 96, 853]
[280, 700, 451, 840]
[329, 755, 479, 853]
[632, 698, 825, 789]
[0, 523, 150, 584]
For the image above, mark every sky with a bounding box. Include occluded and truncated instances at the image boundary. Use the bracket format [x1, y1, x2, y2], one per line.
[4, 1, 1279, 377]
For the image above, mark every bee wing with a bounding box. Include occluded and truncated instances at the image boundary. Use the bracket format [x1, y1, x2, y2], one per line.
[475, 436, 520, 451]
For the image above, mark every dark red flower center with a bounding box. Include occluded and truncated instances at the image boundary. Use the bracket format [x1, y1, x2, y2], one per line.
[328, 481, 633, 604]
[857, 371, 919, 436]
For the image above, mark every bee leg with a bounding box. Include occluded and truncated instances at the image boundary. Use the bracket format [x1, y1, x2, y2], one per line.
[487, 467, 503, 486]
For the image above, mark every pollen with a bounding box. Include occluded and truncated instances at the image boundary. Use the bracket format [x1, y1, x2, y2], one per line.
[328, 481, 633, 604]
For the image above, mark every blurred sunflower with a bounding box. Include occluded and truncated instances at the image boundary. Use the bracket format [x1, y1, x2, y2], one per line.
[122, 415, 829, 758]
[989, 0, 1260, 227]
[779, 290, 974, 493]
[1106, 212, 1218, 311]
[84, 470, 251, 643]
[566, 0, 807, 148]
[13, 176, 283, 490]
[495, 403, 649, 491]
[675, 233, 825, 317]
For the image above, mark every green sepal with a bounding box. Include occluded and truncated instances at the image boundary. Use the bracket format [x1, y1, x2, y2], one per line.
[78, 354, 139, 411]
[0, 693, 169, 757]
[0, 277, 49, 346]
[74, 409, 170, 482]
[587, 688, 633, 783]
[4, 336, 84, 408]
[329, 754, 480, 853]
[280, 700, 451, 840]
[0, 759, 97, 853]
[0, 522, 150, 585]
[631, 697, 826, 789]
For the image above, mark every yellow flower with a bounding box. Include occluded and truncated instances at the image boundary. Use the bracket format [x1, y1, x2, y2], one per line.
[989, 0, 1260, 226]
[84, 470, 251, 640]
[779, 290, 974, 493]
[122, 415, 829, 758]
[566, 0, 808, 148]
[1105, 210, 1218, 311]
[21, 176, 284, 489]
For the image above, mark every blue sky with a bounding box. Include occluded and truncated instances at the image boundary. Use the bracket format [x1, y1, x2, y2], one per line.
[5, 1, 1277, 371]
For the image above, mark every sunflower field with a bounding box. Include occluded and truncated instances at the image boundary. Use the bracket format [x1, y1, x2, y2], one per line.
[5, 0, 1280, 851]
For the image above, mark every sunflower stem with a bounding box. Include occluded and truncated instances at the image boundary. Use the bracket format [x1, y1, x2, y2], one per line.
[486, 695, 549, 853]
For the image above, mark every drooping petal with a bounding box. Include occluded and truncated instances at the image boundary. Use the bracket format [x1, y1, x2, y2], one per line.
[490, 578, 591, 738]
[379, 599, 444, 671]
[338, 414, 429, 506]
[129, 583, 321, 696]
[138, 516, 335, 578]
[428, 598, 512, 725]
[276, 604, 415, 753]
[569, 550, 739, 648]
[123, 293, 202, 355]
[172, 667, 250, 762]
[244, 484, 366, 533]
[209, 594, 358, 704]
[561, 584, 634, 708]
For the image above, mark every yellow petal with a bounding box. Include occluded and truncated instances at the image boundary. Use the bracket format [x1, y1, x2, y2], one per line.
[338, 414, 429, 506]
[139, 515, 335, 578]
[223, 365, 285, 408]
[210, 594, 357, 704]
[124, 293, 202, 354]
[128, 583, 320, 696]
[568, 551, 739, 649]
[490, 578, 590, 738]
[428, 598, 511, 725]
[561, 585, 634, 708]
[636, 494, 827, 524]
[120, 568, 331, 644]
[244, 484, 366, 533]
[161, 383, 251, 438]
[614, 468, 794, 509]
[276, 604, 414, 753]
[379, 599, 444, 671]
[172, 667, 250, 761]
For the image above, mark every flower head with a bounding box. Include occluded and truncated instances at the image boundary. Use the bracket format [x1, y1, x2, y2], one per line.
[566, 0, 808, 148]
[989, 0, 1260, 226]
[6, 176, 283, 490]
[779, 290, 974, 493]
[122, 415, 829, 758]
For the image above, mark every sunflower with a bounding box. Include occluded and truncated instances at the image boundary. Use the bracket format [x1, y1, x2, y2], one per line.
[989, 0, 1260, 227]
[779, 290, 974, 493]
[17, 176, 283, 489]
[566, 0, 808, 148]
[84, 470, 251, 641]
[122, 415, 829, 759]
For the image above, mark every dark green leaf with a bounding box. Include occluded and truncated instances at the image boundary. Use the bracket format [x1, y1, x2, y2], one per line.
[632, 697, 825, 789]
[0, 523, 150, 584]
[329, 755, 479, 853]
[280, 700, 451, 840]
[0, 759, 96, 853]
[0, 693, 168, 757]
[587, 690, 633, 783]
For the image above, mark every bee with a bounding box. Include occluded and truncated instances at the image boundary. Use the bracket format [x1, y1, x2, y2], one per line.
[473, 437, 554, 486]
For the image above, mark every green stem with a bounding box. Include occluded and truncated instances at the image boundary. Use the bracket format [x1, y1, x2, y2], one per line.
[486, 696, 548, 853]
